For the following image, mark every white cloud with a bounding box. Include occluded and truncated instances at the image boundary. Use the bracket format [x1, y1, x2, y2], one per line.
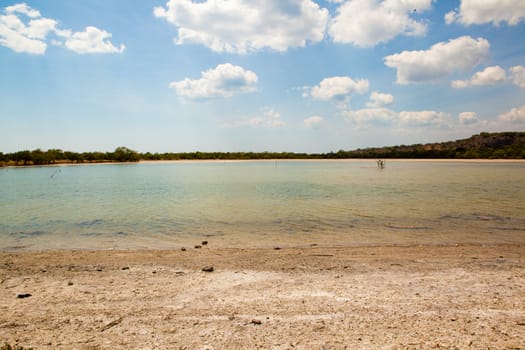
[309, 76, 369, 101]
[344, 107, 397, 126]
[384, 36, 490, 84]
[0, 4, 57, 54]
[329, 0, 432, 47]
[445, 0, 525, 26]
[498, 105, 525, 124]
[154, 0, 328, 54]
[0, 16, 47, 54]
[451, 65, 506, 88]
[5, 3, 41, 18]
[224, 108, 285, 128]
[458, 112, 479, 125]
[170, 63, 258, 99]
[304, 116, 324, 128]
[366, 91, 394, 107]
[0, 3, 124, 55]
[344, 107, 449, 128]
[509, 65, 525, 88]
[64, 26, 125, 54]
[398, 110, 448, 126]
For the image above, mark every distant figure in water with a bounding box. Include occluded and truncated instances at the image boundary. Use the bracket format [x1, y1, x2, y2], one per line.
[377, 159, 385, 169]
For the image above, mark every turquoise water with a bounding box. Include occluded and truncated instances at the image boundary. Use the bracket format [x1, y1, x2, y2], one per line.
[1, 160, 524, 250]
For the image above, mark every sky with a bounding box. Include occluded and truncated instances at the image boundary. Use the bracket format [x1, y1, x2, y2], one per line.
[1, 0, 524, 153]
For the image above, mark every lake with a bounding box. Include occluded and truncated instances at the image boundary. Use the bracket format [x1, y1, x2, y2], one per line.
[1, 160, 524, 250]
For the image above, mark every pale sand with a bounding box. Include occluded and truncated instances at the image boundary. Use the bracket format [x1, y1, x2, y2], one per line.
[1, 244, 524, 349]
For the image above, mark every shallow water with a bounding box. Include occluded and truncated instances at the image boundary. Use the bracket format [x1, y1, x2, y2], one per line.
[1, 160, 524, 250]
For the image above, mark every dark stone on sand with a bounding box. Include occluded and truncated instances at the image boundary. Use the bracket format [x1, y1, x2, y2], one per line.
[251, 319, 262, 325]
[68, 281, 74, 286]
[121, 267, 130, 270]
[194, 245, 202, 249]
[17, 293, 32, 299]
[274, 247, 281, 250]
[202, 266, 214, 272]
[181, 247, 186, 251]
[517, 320, 525, 326]
[201, 240, 208, 245]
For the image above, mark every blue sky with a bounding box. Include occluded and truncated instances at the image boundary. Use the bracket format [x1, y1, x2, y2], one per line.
[1, 0, 524, 153]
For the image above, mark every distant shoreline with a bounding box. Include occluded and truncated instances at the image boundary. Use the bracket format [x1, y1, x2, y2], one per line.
[2, 133, 524, 167]
[3, 158, 525, 168]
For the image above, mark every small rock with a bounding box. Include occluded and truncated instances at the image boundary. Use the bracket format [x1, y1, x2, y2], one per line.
[517, 320, 525, 326]
[181, 247, 186, 251]
[202, 266, 214, 272]
[201, 240, 208, 245]
[251, 319, 262, 325]
[274, 247, 281, 250]
[17, 293, 32, 299]
[121, 266, 130, 270]
[68, 281, 74, 286]
[194, 245, 202, 249]
[152, 270, 157, 274]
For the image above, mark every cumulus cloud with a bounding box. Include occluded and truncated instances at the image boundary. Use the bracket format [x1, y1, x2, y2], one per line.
[509, 65, 525, 88]
[304, 115, 324, 128]
[329, 0, 432, 47]
[445, 0, 525, 26]
[398, 110, 448, 126]
[0, 3, 124, 55]
[5, 3, 40, 17]
[308, 76, 369, 101]
[458, 112, 479, 125]
[366, 91, 394, 107]
[451, 66, 506, 88]
[154, 0, 328, 54]
[344, 107, 450, 128]
[170, 63, 258, 99]
[64, 26, 125, 54]
[343, 107, 397, 126]
[498, 105, 525, 124]
[224, 108, 285, 128]
[384, 36, 490, 84]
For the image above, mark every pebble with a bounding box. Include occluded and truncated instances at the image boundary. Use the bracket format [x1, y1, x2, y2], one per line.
[251, 319, 262, 325]
[201, 240, 208, 245]
[121, 266, 130, 270]
[181, 247, 186, 251]
[194, 245, 202, 249]
[202, 266, 214, 272]
[17, 293, 32, 299]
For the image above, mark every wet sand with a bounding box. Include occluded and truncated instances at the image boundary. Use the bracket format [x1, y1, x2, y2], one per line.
[1, 244, 524, 349]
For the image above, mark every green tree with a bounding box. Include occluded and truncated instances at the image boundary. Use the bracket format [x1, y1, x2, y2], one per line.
[112, 147, 140, 162]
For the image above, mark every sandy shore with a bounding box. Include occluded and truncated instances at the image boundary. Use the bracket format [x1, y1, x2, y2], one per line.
[1, 244, 524, 349]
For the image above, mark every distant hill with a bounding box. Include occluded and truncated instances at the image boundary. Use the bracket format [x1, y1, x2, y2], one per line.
[1, 132, 524, 166]
[335, 132, 525, 159]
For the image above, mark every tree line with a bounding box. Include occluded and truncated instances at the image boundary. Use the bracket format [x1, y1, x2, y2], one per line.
[1, 132, 524, 167]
